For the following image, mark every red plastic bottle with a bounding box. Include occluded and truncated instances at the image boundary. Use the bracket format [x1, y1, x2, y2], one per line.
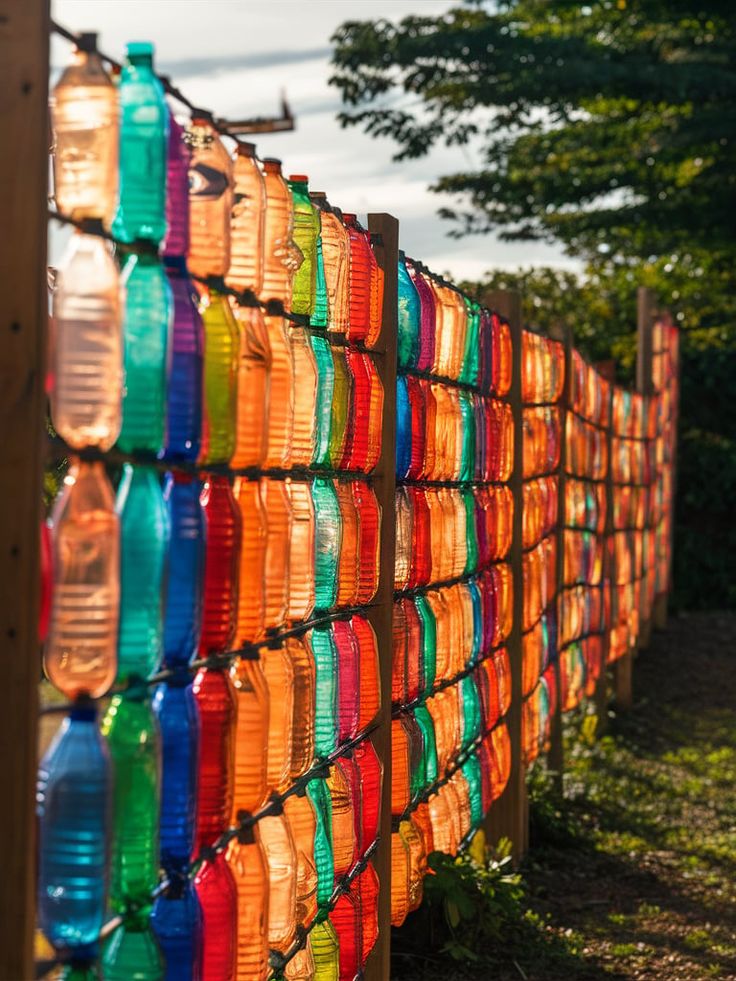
[199, 476, 242, 656]
[193, 667, 236, 852]
[194, 852, 237, 981]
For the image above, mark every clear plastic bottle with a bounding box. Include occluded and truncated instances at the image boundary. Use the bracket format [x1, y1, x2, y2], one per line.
[259, 813, 297, 953]
[227, 141, 266, 295]
[51, 232, 123, 451]
[327, 761, 357, 876]
[226, 828, 269, 981]
[51, 33, 118, 225]
[116, 464, 169, 682]
[112, 42, 168, 245]
[45, 460, 119, 700]
[118, 252, 172, 455]
[187, 115, 234, 280]
[36, 705, 110, 953]
[283, 793, 318, 927]
[312, 478, 341, 611]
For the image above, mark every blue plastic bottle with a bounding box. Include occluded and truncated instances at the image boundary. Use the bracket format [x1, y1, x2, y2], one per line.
[151, 876, 202, 980]
[395, 374, 412, 478]
[112, 41, 168, 245]
[36, 705, 110, 954]
[153, 682, 199, 872]
[164, 257, 203, 462]
[118, 253, 172, 455]
[116, 464, 170, 682]
[162, 473, 206, 674]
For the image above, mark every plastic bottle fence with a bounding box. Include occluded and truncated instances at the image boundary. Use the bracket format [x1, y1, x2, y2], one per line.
[38, 32, 680, 981]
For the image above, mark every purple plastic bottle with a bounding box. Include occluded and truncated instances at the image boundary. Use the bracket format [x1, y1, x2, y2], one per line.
[164, 110, 191, 259]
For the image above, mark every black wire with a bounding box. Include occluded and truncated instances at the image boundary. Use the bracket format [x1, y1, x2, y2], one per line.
[393, 558, 510, 600]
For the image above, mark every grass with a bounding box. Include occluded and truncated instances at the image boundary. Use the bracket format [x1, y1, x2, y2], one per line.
[391, 611, 736, 980]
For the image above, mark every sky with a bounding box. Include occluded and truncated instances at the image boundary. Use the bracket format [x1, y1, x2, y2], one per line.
[52, 0, 576, 280]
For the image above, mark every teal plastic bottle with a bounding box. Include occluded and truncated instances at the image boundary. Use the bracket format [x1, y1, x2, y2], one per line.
[306, 777, 334, 909]
[459, 391, 476, 483]
[288, 175, 319, 317]
[461, 755, 484, 828]
[112, 42, 168, 245]
[312, 219, 329, 327]
[311, 334, 335, 466]
[397, 251, 420, 369]
[102, 915, 164, 980]
[460, 675, 482, 750]
[312, 477, 341, 610]
[118, 253, 171, 455]
[460, 298, 481, 386]
[462, 489, 479, 576]
[414, 703, 439, 788]
[101, 696, 160, 914]
[116, 464, 170, 682]
[310, 624, 338, 758]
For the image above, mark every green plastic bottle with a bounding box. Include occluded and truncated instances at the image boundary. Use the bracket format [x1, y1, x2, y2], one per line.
[111, 42, 168, 246]
[118, 253, 171, 455]
[312, 478, 341, 611]
[460, 296, 480, 385]
[414, 703, 439, 787]
[311, 918, 340, 980]
[102, 916, 164, 980]
[311, 214, 329, 328]
[311, 334, 335, 466]
[288, 175, 319, 317]
[59, 962, 99, 981]
[116, 464, 170, 682]
[307, 777, 335, 909]
[462, 489, 479, 576]
[310, 624, 338, 758]
[461, 755, 484, 828]
[101, 696, 160, 914]
[199, 289, 239, 465]
[415, 595, 437, 694]
[459, 391, 476, 483]
[460, 675, 482, 751]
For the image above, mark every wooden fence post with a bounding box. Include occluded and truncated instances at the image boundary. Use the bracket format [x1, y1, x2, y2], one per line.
[0, 1, 50, 977]
[364, 213, 399, 981]
[594, 362, 615, 734]
[482, 290, 528, 862]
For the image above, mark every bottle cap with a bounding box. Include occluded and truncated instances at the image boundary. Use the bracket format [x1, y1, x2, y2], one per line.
[236, 141, 257, 157]
[262, 158, 282, 172]
[76, 32, 97, 53]
[342, 212, 357, 222]
[288, 174, 309, 183]
[126, 41, 154, 60]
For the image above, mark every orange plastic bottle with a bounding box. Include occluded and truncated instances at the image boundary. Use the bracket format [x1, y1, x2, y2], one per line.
[259, 812, 297, 952]
[234, 477, 266, 645]
[390, 829, 410, 927]
[352, 481, 381, 605]
[187, 116, 233, 280]
[358, 864, 380, 965]
[263, 315, 294, 468]
[261, 478, 292, 629]
[283, 792, 319, 928]
[45, 460, 120, 700]
[335, 480, 360, 607]
[327, 761, 357, 877]
[285, 636, 316, 780]
[391, 717, 411, 817]
[286, 480, 316, 623]
[352, 616, 380, 729]
[261, 644, 294, 795]
[289, 326, 318, 466]
[230, 303, 270, 469]
[262, 158, 298, 306]
[225, 827, 270, 981]
[230, 656, 269, 817]
[227, 141, 266, 295]
[310, 194, 349, 335]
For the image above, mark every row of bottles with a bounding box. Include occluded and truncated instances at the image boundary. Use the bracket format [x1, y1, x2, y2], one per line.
[397, 254, 512, 393]
[392, 569, 513, 705]
[396, 381, 513, 483]
[51, 236, 384, 473]
[390, 721, 511, 927]
[521, 331, 565, 404]
[44, 462, 383, 701]
[52, 38, 384, 344]
[394, 485, 513, 590]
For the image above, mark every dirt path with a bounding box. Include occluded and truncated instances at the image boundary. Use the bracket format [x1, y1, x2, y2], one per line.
[392, 611, 736, 980]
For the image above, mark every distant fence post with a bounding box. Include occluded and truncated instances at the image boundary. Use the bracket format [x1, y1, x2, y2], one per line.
[482, 289, 528, 862]
[0, 1, 50, 977]
[364, 213, 399, 981]
[547, 322, 571, 791]
[636, 287, 656, 651]
[594, 360, 616, 733]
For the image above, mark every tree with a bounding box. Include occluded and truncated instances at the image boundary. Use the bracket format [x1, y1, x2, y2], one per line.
[331, 0, 736, 268]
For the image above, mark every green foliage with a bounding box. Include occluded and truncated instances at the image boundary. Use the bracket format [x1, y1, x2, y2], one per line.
[331, 1, 736, 266]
